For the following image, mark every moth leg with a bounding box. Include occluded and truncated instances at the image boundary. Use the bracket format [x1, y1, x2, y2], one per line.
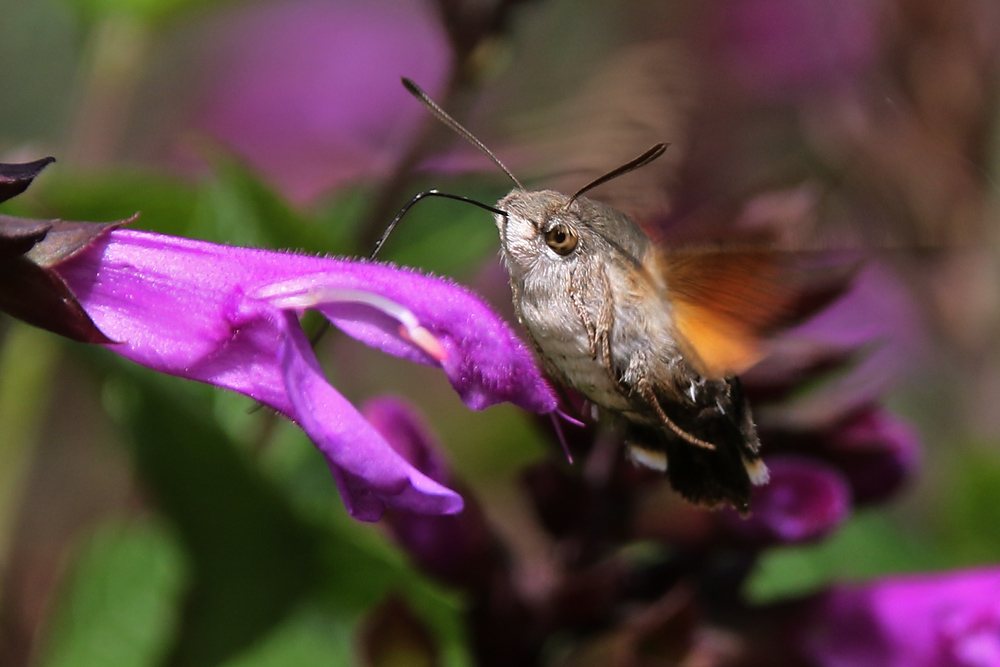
[595, 267, 620, 389]
[634, 378, 717, 451]
[569, 266, 627, 395]
[568, 268, 600, 360]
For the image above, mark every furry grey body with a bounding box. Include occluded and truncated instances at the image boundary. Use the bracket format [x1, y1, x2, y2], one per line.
[498, 191, 684, 417]
[494, 190, 765, 510]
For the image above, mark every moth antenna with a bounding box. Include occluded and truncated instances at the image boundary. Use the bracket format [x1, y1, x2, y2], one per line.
[565, 143, 668, 209]
[371, 189, 508, 259]
[402, 78, 525, 191]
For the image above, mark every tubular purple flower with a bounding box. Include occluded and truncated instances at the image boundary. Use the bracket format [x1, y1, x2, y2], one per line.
[801, 568, 1000, 667]
[49, 228, 557, 521]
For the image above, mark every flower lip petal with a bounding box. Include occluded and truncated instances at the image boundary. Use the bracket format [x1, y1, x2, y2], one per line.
[362, 396, 450, 483]
[278, 311, 463, 520]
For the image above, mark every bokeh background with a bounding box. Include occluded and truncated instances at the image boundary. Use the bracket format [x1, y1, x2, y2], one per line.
[0, 0, 998, 665]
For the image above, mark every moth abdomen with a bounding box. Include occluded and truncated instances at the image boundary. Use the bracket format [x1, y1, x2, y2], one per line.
[624, 376, 765, 513]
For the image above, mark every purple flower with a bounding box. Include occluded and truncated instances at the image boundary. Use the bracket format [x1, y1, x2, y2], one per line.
[725, 456, 851, 545]
[802, 568, 1000, 667]
[48, 228, 556, 521]
[191, 0, 449, 203]
[821, 407, 921, 504]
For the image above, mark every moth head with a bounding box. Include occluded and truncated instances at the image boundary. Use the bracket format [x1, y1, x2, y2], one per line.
[495, 189, 653, 284]
[494, 190, 588, 275]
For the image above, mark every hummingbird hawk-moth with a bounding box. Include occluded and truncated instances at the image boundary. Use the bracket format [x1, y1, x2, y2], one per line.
[384, 79, 850, 513]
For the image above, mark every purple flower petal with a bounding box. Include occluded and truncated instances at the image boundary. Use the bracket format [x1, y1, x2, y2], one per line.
[315, 272, 557, 413]
[362, 396, 450, 484]
[726, 456, 851, 545]
[758, 406, 921, 506]
[801, 568, 1000, 667]
[192, 0, 449, 203]
[49, 228, 555, 520]
[279, 320, 461, 520]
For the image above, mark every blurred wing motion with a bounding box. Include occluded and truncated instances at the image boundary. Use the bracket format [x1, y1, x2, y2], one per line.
[513, 41, 694, 221]
[662, 246, 857, 379]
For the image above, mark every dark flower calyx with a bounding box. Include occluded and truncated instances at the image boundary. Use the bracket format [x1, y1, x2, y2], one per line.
[0, 157, 55, 204]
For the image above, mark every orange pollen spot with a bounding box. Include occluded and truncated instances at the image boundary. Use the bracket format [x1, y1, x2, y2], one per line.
[400, 324, 448, 362]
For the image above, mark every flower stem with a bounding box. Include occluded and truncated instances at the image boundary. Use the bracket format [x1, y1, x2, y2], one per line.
[0, 324, 62, 600]
[66, 14, 151, 167]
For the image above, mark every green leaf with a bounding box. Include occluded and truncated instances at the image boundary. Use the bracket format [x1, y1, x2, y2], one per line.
[189, 157, 310, 249]
[34, 169, 199, 237]
[39, 520, 188, 667]
[217, 606, 353, 667]
[0, 2, 78, 144]
[931, 446, 1000, 563]
[0, 326, 63, 569]
[59, 0, 236, 25]
[106, 368, 323, 667]
[187, 155, 368, 255]
[744, 511, 950, 604]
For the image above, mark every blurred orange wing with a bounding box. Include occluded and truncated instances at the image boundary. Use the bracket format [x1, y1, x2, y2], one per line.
[661, 247, 854, 379]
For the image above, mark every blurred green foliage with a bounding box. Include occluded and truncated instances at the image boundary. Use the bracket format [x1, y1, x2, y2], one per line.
[58, 0, 236, 26]
[41, 521, 187, 667]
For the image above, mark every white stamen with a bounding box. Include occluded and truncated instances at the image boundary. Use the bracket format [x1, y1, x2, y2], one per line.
[255, 281, 448, 362]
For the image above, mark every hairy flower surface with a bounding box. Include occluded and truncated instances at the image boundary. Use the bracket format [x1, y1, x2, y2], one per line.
[48, 228, 557, 520]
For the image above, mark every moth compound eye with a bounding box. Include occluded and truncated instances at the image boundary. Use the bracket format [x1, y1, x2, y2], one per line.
[544, 223, 578, 256]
